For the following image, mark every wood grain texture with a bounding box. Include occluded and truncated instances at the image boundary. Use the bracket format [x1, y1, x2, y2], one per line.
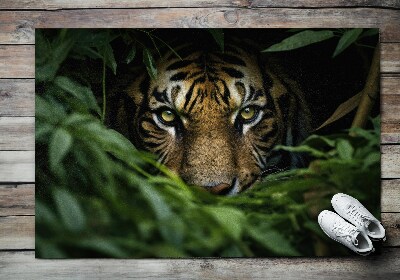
[383, 213, 400, 247]
[381, 146, 400, 179]
[0, 249, 399, 279]
[0, 151, 34, 182]
[0, 212, 397, 251]
[0, 45, 34, 78]
[0, 44, 398, 79]
[1, 0, 399, 9]
[0, 117, 34, 150]
[381, 43, 400, 73]
[0, 216, 34, 250]
[381, 180, 400, 213]
[0, 184, 34, 216]
[0, 149, 398, 181]
[0, 79, 34, 117]
[0, 9, 399, 44]
[0, 0, 399, 277]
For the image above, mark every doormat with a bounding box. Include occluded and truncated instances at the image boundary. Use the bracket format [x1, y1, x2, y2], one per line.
[35, 28, 381, 258]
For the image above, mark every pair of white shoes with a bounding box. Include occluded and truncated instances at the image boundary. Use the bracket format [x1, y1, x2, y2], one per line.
[318, 193, 386, 256]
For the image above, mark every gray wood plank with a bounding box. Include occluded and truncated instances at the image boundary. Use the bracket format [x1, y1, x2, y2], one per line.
[0, 249, 399, 279]
[0, 43, 398, 78]
[1, 213, 397, 250]
[0, 45, 34, 78]
[381, 43, 400, 73]
[0, 79, 34, 117]
[381, 146, 400, 179]
[382, 180, 400, 213]
[0, 117, 34, 150]
[0, 184, 34, 216]
[0, 151, 34, 182]
[0, 0, 398, 10]
[0, 216, 34, 250]
[0, 9, 398, 44]
[0, 181, 393, 217]
[1, 147, 399, 182]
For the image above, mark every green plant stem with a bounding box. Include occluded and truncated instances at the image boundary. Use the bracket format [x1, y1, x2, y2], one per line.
[351, 45, 379, 130]
[102, 57, 106, 123]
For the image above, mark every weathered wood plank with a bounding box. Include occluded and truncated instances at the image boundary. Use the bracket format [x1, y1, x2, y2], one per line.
[0, 146, 398, 181]
[0, 182, 395, 216]
[381, 75, 400, 143]
[0, 43, 398, 79]
[0, 216, 34, 250]
[0, 9, 398, 44]
[381, 145, 400, 179]
[0, 75, 397, 141]
[382, 180, 400, 213]
[0, 45, 34, 78]
[0, 0, 398, 10]
[381, 43, 400, 73]
[0, 213, 396, 251]
[0, 151, 34, 182]
[383, 213, 400, 247]
[0, 249, 399, 279]
[0, 184, 34, 216]
[0, 117, 34, 150]
[0, 79, 34, 117]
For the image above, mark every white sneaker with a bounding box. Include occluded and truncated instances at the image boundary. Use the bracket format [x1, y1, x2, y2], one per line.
[318, 210, 374, 255]
[331, 193, 386, 241]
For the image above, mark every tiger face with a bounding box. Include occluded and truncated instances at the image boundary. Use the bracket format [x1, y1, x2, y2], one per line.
[119, 42, 311, 195]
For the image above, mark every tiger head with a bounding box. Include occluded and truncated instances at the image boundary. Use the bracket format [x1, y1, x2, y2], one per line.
[116, 42, 311, 195]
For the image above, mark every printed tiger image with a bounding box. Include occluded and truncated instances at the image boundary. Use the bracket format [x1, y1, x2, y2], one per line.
[111, 39, 311, 195]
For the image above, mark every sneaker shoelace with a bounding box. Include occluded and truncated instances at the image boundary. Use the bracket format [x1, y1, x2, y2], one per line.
[332, 221, 360, 246]
[346, 204, 375, 234]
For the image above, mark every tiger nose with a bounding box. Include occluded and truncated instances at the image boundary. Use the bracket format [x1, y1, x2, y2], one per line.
[207, 178, 238, 195]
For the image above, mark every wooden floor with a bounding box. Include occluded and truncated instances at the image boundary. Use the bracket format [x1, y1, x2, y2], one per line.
[0, 1, 399, 279]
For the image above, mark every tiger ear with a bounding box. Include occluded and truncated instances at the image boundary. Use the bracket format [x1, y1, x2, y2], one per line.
[263, 59, 312, 147]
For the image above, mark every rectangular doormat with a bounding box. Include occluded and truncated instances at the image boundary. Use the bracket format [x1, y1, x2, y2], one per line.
[35, 28, 381, 258]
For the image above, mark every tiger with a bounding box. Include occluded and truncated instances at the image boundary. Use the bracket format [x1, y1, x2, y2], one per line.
[110, 38, 311, 195]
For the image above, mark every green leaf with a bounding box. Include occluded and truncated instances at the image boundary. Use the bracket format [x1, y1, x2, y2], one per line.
[53, 188, 86, 233]
[262, 30, 334, 52]
[332, 28, 363, 58]
[204, 206, 245, 240]
[54, 76, 101, 115]
[125, 44, 137, 64]
[36, 32, 76, 82]
[360, 28, 379, 39]
[363, 152, 380, 169]
[98, 42, 117, 75]
[208, 29, 224, 52]
[49, 128, 72, 173]
[336, 139, 354, 160]
[247, 225, 300, 256]
[275, 144, 328, 158]
[143, 48, 157, 79]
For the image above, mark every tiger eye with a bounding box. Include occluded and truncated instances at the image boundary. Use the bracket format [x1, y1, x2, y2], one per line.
[160, 110, 176, 123]
[240, 107, 256, 120]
